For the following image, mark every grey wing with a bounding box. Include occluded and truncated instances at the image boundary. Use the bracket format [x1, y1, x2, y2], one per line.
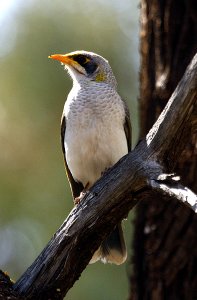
[61, 115, 84, 199]
[123, 101, 132, 152]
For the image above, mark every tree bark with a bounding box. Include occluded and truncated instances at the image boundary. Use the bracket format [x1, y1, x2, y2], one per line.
[129, 1, 197, 299]
[0, 271, 24, 300]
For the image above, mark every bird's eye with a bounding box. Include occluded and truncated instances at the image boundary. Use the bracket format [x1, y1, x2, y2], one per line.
[73, 54, 98, 75]
[74, 55, 90, 66]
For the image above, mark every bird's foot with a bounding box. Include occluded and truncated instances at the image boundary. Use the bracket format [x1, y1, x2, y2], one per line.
[74, 191, 86, 205]
[74, 182, 90, 205]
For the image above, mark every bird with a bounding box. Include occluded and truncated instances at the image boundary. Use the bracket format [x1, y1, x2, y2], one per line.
[49, 50, 131, 265]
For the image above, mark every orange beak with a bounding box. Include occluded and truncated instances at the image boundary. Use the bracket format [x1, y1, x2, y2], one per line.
[48, 54, 74, 65]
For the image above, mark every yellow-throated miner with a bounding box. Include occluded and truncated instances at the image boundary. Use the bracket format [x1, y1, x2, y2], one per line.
[49, 50, 131, 265]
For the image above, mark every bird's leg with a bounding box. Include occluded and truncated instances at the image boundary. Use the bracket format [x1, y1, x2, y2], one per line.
[74, 182, 90, 205]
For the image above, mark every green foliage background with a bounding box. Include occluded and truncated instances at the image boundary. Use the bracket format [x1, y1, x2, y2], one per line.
[0, 1, 139, 299]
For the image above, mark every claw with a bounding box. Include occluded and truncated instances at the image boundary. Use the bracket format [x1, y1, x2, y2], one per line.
[74, 191, 86, 204]
[74, 182, 90, 205]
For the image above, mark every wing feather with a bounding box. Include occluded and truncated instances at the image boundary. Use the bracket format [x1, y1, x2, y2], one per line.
[61, 115, 84, 199]
[123, 102, 132, 152]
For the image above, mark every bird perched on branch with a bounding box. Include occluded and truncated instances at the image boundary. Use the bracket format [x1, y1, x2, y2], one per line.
[49, 50, 131, 265]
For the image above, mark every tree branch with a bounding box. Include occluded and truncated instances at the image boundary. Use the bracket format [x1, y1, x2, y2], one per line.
[151, 173, 197, 212]
[12, 53, 197, 299]
[0, 271, 24, 300]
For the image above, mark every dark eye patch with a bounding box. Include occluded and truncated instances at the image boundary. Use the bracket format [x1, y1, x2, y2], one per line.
[74, 54, 89, 65]
[73, 54, 98, 74]
[85, 61, 98, 74]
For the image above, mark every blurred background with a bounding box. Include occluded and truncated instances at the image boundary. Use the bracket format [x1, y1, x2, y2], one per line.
[0, 0, 139, 299]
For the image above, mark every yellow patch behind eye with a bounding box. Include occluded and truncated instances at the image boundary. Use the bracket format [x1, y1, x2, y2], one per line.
[84, 57, 90, 64]
[95, 72, 106, 82]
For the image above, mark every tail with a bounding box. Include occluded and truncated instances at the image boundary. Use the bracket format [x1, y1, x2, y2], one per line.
[90, 223, 127, 265]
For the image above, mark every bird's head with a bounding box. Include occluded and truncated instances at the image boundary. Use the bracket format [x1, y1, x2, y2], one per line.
[48, 50, 117, 88]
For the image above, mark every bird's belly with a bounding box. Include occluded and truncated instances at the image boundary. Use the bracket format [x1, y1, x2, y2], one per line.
[65, 124, 128, 188]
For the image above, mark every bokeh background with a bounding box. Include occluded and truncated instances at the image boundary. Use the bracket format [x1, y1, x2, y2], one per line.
[0, 0, 139, 299]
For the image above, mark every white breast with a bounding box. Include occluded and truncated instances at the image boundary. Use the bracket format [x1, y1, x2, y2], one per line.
[64, 81, 128, 187]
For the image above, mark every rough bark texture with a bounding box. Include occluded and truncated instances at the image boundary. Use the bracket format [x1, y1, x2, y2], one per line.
[130, 0, 197, 299]
[139, 0, 197, 187]
[0, 271, 24, 300]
